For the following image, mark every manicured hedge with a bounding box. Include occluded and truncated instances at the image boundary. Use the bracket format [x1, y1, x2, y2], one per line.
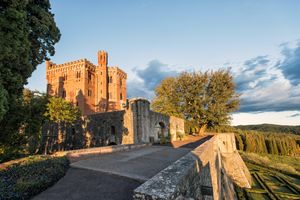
[0, 156, 69, 200]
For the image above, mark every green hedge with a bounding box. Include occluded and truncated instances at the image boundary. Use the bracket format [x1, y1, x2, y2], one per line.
[0, 156, 69, 200]
[235, 130, 300, 156]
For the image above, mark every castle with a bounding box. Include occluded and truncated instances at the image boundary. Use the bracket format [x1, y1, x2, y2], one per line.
[46, 51, 127, 115]
[43, 50, 184, 151]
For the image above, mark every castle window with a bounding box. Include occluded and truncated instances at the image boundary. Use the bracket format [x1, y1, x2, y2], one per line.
[109, 76, 113, 83]
[76, 71, 81, 79]
[88, 89, 92, 97]
[61, 74, 67, 81]
[76, 101, 79, 106]
[120, 93, 122, 100]
[120, 79, 122, 86]
[88, 72, 92, 82]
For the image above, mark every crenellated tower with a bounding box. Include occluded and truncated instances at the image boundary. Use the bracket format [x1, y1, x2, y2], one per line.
[96, 50, 109, 112]
[46, 50, 127, 115]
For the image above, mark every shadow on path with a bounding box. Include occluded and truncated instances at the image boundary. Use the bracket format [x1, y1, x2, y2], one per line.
[33, 168, 142, 200]
[33, 135, 213, 200]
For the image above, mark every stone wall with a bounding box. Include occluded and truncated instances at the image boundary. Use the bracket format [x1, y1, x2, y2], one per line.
[42, 98, 185, 152]
[41, 111, 126, 153]
[46, 51, 127, 115]
[133, 133, 251, 200]
[127, 98, 185, 143]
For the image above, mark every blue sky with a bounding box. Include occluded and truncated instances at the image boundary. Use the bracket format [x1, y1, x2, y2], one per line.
[27, 0, 300, 125]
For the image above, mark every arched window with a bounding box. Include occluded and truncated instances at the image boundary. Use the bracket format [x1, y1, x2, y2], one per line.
[76, 71, 81, 79]
[111, 126, 116, 135]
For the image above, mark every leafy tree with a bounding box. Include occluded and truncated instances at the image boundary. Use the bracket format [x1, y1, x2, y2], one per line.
[0, 0, 60, 146]
[44, 97, 81, 151]
[152, 70, 240, 134]
[21, 89, 48, 154]
[0, 89, 48, 162]
[0, 82, 8, 121]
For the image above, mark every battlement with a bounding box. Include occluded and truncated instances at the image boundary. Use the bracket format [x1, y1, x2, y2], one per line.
[108, 66, 127, 79]
[46, 58, 96, 71]
[46, 50, 127, 115]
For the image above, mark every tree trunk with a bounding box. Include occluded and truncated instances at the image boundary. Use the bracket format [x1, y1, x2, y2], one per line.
[44, 136, 49, 155]
[198, 124, 207, 135]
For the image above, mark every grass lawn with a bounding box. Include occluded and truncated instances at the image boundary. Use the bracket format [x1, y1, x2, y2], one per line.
[0, 155, 69, 200]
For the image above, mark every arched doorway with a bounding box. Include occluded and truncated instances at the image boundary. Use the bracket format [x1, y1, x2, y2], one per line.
[158, 122, 165, 139]
[111, 126, 116, 135]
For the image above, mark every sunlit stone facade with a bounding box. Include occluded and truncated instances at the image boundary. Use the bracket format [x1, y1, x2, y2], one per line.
[46, 50, 127, 115]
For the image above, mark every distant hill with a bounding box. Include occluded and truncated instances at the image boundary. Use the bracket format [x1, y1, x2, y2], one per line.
[235, 124, 300, 135]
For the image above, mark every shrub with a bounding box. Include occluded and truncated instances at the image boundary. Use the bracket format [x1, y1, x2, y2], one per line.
[0, 145, 25, 163]
[235, 131, 300, 156]
[0, 155, 69, 200]
[177, 131, 185, 141]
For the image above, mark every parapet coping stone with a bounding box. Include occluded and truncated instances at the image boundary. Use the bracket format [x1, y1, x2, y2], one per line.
[133, 152, 199, 200]
[133, 136, 216, 200]
[56, 143, 152, 163]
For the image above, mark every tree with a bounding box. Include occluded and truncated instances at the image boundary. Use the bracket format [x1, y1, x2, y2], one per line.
[152, 70, 240, 134]
[21, 89, 48, 154]
[0, 0, 60, 146]
[44, 97, 81, 151]
[0, 82, 8, 121]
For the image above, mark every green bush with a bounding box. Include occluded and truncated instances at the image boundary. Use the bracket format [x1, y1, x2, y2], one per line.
[0, 145, 26, 164]
[177, 131, 185, 141]
[235, 131, 300, 156]
[0, 156, 69, 200]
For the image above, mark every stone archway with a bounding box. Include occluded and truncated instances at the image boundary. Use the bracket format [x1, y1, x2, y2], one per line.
[158, 122, 165, 139]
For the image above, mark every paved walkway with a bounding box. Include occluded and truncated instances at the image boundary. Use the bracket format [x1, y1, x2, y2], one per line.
[33, 135, 210, 200]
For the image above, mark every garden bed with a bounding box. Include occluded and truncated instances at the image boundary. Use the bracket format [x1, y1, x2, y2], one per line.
[0, 155, 69, 200]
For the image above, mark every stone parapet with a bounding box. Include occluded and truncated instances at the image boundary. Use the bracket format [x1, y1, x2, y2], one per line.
[133, 133, 251, 200]
[55, 143, 151, 163]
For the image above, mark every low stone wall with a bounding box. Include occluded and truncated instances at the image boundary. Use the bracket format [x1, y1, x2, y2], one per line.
[55, 143, 151, 163]
[133, 133, 251, 200]
[41, 98, 185, 153]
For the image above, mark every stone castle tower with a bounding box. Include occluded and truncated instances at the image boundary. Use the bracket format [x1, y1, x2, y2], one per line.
[46, 50, 127, 115]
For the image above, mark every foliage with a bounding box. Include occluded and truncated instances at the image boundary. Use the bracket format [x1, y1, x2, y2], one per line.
[45, 97, 81, 124]
[0, 0, 60, 157]
[21, 89, 48, 154]
[235, 130, 300, 156]
[152, 70, 239, 134]
[0, 82, 8, 121]
[44, 97, 81, 151]
[177, 131, 185, 141]
[0, 89, 48, 163]
[0, 155, 69, 200]
[0, 145, 24, 164]
[235, 123, 300, 135]
[206, 125, 236, 133]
